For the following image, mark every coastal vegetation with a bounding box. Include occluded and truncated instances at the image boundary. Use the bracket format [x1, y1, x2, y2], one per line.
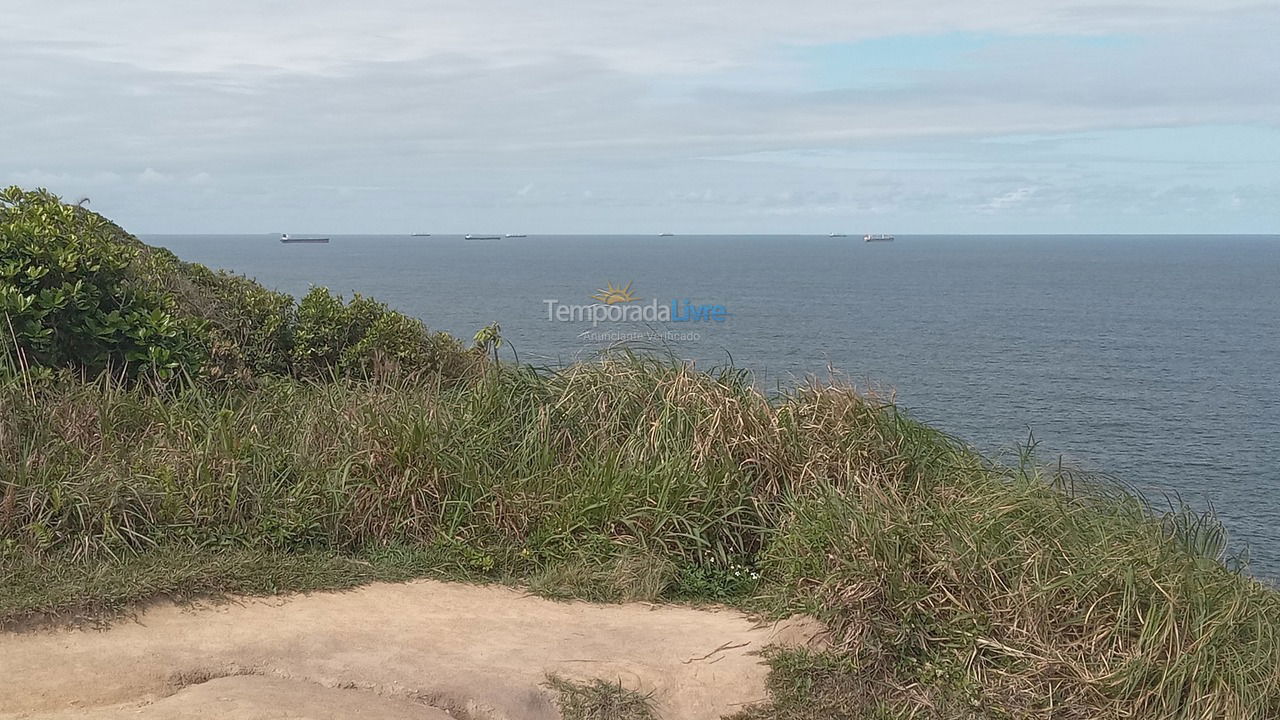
[3, 187, 1279, 719]
[0, 186, 475, 385]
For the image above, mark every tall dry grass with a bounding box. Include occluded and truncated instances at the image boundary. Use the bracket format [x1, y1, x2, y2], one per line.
[2, 354, 1277, 718]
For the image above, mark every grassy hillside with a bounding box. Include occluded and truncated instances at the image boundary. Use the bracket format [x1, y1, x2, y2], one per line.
[0, 186, 479, 384]
[3, 188, 1279, 719]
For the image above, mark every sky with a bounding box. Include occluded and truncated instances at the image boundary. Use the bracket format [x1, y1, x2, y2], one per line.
[2, 1, 1278, 234]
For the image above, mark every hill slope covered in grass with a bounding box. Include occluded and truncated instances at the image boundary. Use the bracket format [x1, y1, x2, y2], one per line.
[0, 186, 477, 384]
[2, 188, 1278, 719]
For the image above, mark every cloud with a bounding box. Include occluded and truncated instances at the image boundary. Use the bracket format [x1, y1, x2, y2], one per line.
[8, 169, 124, 186]
[5, 1, 1270, 75]
[1, 1, 1277, 232]
[138, 168, 168, 184]
[982, 187, 1037, 213]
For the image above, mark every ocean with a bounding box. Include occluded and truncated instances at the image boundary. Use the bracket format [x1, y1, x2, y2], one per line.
[145, 233, 1280, 580]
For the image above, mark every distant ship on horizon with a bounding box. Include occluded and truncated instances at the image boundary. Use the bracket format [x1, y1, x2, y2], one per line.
[864, 233, 895, 242]
[658, 232, 674, 236]
[829, 232, 848, 237]
[280, 233, 329, 244]
[464, 234, 501, 240]
[411, 233, 431, 237]
[504, 233, 527, 238]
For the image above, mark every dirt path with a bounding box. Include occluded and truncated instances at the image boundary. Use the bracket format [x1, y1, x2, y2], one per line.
[0, 580, 822, 720]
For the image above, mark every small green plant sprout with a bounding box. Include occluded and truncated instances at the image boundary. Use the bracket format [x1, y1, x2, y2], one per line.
[473, 322, 502, 362]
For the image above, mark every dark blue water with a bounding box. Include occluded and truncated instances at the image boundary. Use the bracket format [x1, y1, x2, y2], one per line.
[146, 234, 1280, 579]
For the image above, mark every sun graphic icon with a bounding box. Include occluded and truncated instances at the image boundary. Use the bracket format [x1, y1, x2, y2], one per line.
[591, 281, 640, 305]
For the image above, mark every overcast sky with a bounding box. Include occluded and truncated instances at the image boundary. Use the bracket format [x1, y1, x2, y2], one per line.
[3, 1, 1278, 234]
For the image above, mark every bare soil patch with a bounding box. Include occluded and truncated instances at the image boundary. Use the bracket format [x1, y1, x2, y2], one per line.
[0, 580, 822, 720]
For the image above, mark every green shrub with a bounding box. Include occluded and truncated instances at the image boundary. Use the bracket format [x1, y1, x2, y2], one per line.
[1, 187, 481, 385]
[175, 264, 295, 380]
[292, 288, 379, 377]
[294, 286, 476, 380]
[341, 310, 425, 376]
[348, 312, 475, 378]
[0, 187, 202, 380]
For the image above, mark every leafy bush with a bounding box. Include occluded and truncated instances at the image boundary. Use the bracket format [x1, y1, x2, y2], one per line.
[0, 187, 478, 385]
[291, 286, 353, 376]
[295, 286, 477, 380]
[341, 310, 441, 377]
[0, 187, 202, 380]
[175, 263, 295, 380]
[292, 288, 401, 377]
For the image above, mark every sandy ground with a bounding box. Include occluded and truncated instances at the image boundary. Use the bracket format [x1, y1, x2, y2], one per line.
[0, 580, 823, 720]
